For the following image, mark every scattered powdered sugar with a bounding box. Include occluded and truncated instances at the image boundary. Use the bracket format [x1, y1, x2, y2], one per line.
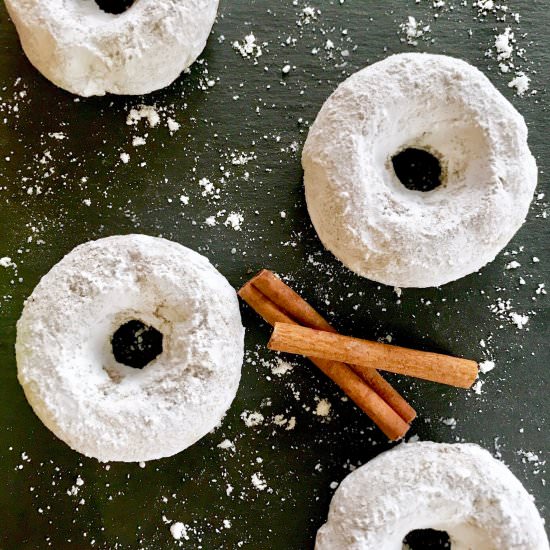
[66, 476, 84, 497]
[166, 117, 180, 134]
[508, 73, 531, 96]
[217, 439, 236, 452]
[230, 151, 256, 166]
[441, 417, 457, 428]
[314, 398, 331, 417]
[198, 177, 217, 198]
[0, 257, 16, 269]
[126, 104, 181, 135]
[509, 311, 529, 330]
[472, 379, 484, 395]
[272, 414, 296, 430]
[170, 522, 189, 541]
[480, 7, 533, 95]
[400, 16, 430, 46]
[405, 1, 534, 96]
[251, 472, 268, 491]
[224, 212, 244, 231]
[232, 34, 263, 62]
[479, 360, 496, 374]
[495, 27, 515, 62]
[1, 3, 546, 547]
[240, 410, 264, 427]
[473, 0, 495, 12]
[204, 215, 217, 227]
[517, 450, 546, 475]
[489, 297, 530, 330]
[299, 6, 319, 26]
[126, 105, 160, 128]
[132, 136, 146, 147]
[271, 358, 294, 376]
[474, 356, 495, 394]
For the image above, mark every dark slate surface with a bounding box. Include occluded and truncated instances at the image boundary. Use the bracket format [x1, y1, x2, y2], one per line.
[0, 1, 548, 548]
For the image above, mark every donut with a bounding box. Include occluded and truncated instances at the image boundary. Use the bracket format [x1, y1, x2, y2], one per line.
[16, 234, 244, 462]
[316, 442, 549, 550]
[302, 53, 537, 288]
[4, 0, 219, 96]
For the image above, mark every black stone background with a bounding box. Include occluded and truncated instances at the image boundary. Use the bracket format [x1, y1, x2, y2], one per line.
[0, 1, 548, 548]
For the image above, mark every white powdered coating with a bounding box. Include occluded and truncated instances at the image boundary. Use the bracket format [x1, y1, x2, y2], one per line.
[315, 442, 549, 550]
[170, 522, 188, 541]
[302, 53, 537, 288]
[16, 235, 244, 462]
[4, 0, 219, 96]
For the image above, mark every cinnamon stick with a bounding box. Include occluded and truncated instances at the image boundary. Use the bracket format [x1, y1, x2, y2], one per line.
[238, 283, 410, 440]
[269, 323, 479, 389]
[249, 270, 416, 423]
[250, 269, 332, 331]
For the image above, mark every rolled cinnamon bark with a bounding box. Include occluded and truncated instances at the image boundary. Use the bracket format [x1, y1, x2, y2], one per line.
[249, 270, 416, 423]
[238, 283, 410, 440]
[269, 323, 479, 389]
[250, 269, 332, 331]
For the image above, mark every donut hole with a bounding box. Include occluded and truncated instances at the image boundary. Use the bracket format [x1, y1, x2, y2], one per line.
[402, 529, 451, 549]
[94, 0, 135, 15]
[111, 320, 163, 369]
[391, 148, 442, 192]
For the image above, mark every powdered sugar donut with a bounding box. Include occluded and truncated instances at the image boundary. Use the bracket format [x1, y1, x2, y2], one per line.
[16, 234, 244, 462]
[316, 442, 549, 550]
[5, 0, 218, 96]
[303, 53, 537, 288]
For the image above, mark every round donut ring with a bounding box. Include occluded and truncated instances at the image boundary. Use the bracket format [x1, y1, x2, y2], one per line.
[16, 234, 244, 462]
[302, 53, 537, 288]
[5, 0, 219, 96]
[316, 442, 549, 550]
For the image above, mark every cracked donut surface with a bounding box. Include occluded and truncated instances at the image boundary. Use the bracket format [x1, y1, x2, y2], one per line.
[16, 234, 244, 462]
[5, 0, 219, 96]
[303, 53, 537, 288]
[316, 441, 549, 550]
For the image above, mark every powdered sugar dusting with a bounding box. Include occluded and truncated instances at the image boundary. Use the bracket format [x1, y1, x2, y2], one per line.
[16, 235, 244, 462]
[0, 1, 547, 546]
[170, 522, 189, 541]
[316, 443, 548, 548]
